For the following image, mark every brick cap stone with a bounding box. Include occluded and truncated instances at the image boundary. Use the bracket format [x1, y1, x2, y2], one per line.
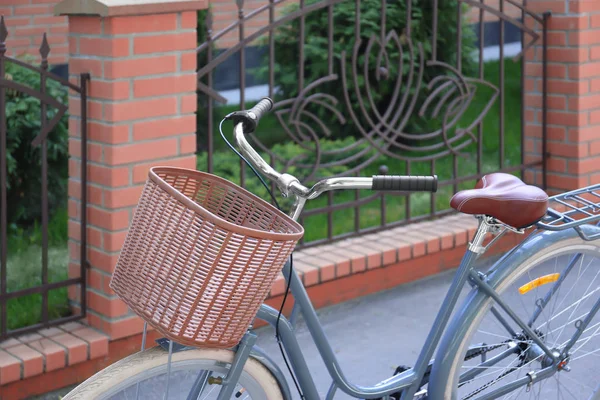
[54, 0, 208, 17]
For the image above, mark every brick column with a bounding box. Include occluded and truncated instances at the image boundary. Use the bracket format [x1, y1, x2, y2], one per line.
[56, 0, 206, 339]
[524, 0, 600, 194]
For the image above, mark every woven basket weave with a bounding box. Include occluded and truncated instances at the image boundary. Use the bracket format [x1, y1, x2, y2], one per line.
[110, 167, 304, 348]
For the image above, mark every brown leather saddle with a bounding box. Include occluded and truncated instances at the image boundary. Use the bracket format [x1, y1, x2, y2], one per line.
[450, 173, 549, 229]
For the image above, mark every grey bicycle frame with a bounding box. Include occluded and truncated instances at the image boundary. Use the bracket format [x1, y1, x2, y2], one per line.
[201, 123, 600, 400]
[245, 220, 600, 400]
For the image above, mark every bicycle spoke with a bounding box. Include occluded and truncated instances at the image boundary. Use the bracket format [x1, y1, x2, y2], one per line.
[555, 320, 600, 352]
[529, 254, 582, 328]
[164, 340, 174, 400]
[505, 384, 526, 400]
[572, 345, 600, 361]
[461, 355, 521, 384]
[493, 354, 544, 395]
[456, 250, 600, 400]
[530, 271, 542, 321]
[200, 381, 219, 400]
[462, 364, 522, 371]
[548, 256, 578, 320]
[560, 372, 596, 391]
[466, 343, 514, 350]
[555, 376, 564, 400]
[558, 375, 580, 400]
[545, 310, 594, 345]
[554, 260, 599, 345]
[536, 375, 545, 399]
[186, 370, 211, 400]
[541, 256, 593, 332]
[529, 381, 534, 400]
[490, 307, 518, 338]
[517, 289, 533, 327]
[571, 321, 600, 356]
[538, 286, 600, 333]
[463, 351, 539, 390]
[476, 330, 528, 342]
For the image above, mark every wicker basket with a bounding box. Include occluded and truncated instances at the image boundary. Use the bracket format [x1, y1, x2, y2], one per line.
[110, 167, 304, 348]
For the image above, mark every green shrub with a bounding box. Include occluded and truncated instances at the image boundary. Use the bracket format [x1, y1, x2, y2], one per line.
[255, 0, 477, 139]
[4, 57, 69, 227]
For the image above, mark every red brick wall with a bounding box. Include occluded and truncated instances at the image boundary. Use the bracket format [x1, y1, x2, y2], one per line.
[1, 0, 67, 65]
[523, 0, 600, 193]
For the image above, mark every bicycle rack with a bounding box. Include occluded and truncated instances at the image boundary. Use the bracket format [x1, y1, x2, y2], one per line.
[537, 183, 600, 241]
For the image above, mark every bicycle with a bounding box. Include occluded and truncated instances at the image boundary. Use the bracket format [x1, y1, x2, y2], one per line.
[64, 98, 600, 400]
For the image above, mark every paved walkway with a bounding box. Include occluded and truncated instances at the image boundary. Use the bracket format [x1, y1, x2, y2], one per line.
[254, 268, 473, 399]
[34, 265, 475, 400]
[35, 250, 600, 399]
[34, 255, 500, 400]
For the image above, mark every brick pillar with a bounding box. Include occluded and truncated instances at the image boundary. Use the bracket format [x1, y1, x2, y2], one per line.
[56, 0, 206, 339]
[524, 1, 600, 194]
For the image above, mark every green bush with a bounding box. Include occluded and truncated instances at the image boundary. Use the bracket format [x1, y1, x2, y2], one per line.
[4, 57, 69, 228]
[256, 0, 477, 139]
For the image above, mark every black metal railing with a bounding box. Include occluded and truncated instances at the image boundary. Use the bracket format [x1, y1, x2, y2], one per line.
[196, 0, 548, 248]
[0, 16, 89, 340]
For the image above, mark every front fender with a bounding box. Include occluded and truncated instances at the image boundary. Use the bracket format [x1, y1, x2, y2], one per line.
[250, 345, 293, 400]
[428, 225, 599, 400]
[156, 338, 292, 400]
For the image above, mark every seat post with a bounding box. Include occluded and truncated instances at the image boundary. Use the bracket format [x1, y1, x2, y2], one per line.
[468, 216, 495, 255]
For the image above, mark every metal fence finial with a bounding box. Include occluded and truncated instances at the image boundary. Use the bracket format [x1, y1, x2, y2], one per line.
[40, 33, 50, 70]
[0, 16, 8, 54]
[206, 9, 213, 34]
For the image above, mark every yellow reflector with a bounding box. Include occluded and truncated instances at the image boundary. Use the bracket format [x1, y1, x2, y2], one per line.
[519, 273, 560, 295]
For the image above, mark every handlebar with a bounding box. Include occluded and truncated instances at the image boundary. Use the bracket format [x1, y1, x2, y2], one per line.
[372, 175, 438, 192]
[227, 97, 438, 201]
[228, 97, 274, 134]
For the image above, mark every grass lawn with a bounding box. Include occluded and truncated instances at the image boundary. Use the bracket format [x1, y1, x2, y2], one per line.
[198, 59, 523, 243]
[5, 208, 70, 332]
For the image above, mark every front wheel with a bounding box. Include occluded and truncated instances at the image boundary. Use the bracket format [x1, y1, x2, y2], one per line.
[63, 346, 284, 400]
[430, 236, 600, 400]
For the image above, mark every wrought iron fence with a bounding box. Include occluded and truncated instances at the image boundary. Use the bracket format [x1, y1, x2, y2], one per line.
[0, 17, 89, 340]
[197, 0, 548, 248]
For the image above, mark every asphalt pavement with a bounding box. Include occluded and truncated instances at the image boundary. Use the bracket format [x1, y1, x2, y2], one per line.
[32, 255, 501, 400]
[253, 267, 474, 399]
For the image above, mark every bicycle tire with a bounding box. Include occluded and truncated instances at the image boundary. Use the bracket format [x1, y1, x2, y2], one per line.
[430, 236, 600, 399]
[63, 346, 284, 399]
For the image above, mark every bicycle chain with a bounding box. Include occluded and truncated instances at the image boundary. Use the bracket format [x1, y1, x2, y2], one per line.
[460, 365, 521, 400]
[463, 342, 508, 362]
[460, 341, 520, 400]
[381, 342, 513, 400]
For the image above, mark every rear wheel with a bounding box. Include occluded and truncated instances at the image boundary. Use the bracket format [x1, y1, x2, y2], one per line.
[63, 346, 284, 400]
[432, 238, 600, 399]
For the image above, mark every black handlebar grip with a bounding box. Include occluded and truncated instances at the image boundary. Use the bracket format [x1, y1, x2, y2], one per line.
[372, 175, 438, 193]
[248, 97, 274, 122]
[228, 97, 274, 133]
